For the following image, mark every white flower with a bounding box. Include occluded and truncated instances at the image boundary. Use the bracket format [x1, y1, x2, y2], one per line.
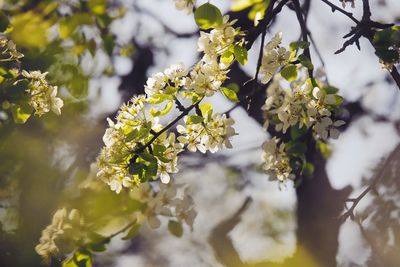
[22, 70, 64, 116]
[174, 0, 196, 14]
[260, 32, 291, 84]
[35, 208, 84, 262]
[261, 137, 293, 182]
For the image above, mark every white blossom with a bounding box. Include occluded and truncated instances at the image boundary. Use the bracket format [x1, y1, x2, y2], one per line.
[174, 0, 196, 14]
[22, 70, 64, 116]
[260, 32, 291, 84]
[261, 137, 293, 182]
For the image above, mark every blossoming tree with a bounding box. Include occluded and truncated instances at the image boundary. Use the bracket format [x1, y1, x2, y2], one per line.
[0, 0, 399, 267]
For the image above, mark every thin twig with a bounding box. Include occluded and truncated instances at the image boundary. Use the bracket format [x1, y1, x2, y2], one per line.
[292, 0, 317, 87]
[133, 100, 202, 156]
[341, 144, 400, 221]
[319, 0, 359, 24]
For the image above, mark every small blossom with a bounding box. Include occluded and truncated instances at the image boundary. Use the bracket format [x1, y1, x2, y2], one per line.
[174, 0, 196, 14]
[35, 208, 85, 263]
[261, 137, 293, 182]
[22, 70, 64, 116]
[260, 32, 291, 84]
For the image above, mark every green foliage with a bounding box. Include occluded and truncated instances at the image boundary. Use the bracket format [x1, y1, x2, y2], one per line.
[10, 103, 33, 124]
[168, 220, 183, 237]
[233, 44, 248, 65]
[194, 3, 223, 30]
[63, 250, 92, 267]
[10, 12, 51, 49]
[289, 41, 310, 51]
[298, 54, 314, 70]
[220, 86, 240, 102]
[373, 26, 400, 64]
[280, 65, 298, 81]
[186, 115, 204, 124]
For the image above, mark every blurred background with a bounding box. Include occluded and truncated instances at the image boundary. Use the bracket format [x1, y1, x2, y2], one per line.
[0, 0, 400, 266]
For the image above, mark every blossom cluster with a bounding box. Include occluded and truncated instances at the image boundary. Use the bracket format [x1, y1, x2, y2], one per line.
[96, 95, 180, 193]
[0, 36, 63, 120]
[262, 76, 345, 140]
[0, 35, 23, 61]
[177, 112, 235, 153]
[97, 17, 241, 193]
[22, 70, 64, 116]
[132, 181, 197, 229]
[35, 179, 197, 262]
[260, 74, 345, 181]
[35, 208, 85, 263]
[259, 32, 291, 84]
[261, 137, 294, 182]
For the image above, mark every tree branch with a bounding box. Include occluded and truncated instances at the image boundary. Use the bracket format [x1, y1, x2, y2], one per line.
[319, 0, 359, 24]
[292, 0, 316, 86]
[341, 143, 400, 221]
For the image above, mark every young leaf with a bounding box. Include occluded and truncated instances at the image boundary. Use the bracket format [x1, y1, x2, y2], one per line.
[280, 65, 297, 81]
[199, 102, 213, 117]
[220, 87, 239, 102]
[289, 41, 310, 51]
[168, 220, 183, 237]
[233, 45, 248, 65]
[186, 115, 204, 124]
[221, 51, 234, 65]
[10, 103, 33, 124]
[290, 125, 307, 140]
[226, 83, 240, 93]
[194, 3, 223, 30]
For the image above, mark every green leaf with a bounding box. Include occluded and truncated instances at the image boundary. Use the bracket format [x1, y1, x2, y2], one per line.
[10, 12, 51, 48]
[186, 115, 203, 124]
[375, 48, 399, 64]
[285, 141, 307, 156]
[289, 41, 310, 51]
[122, 223, 141, 240]
[221, 51, 234, 65]
[373, 28, 394, 48]
[317, 141, 332, 159]
[298, 54, 314, 70]
[233, 45, 248, 65]
[322, 86, 339, 94]
[226, 83, 240, 93]
[89, 0, 107, 15]
[147, 94, 171, 104]
[62, 250, 92, 267]
[290, 125, 307, 140]
[150, 101, 173, 117]
[128, 162, 146, 175]
[103, 33, 115, 56]
[280, 65, 297, 81]
[199, 102, 213, 117]
[301, 162, 314, 177]
[10, 103, 33, 124]
[194, 3, 223, 30]
[220, 87, 239, 102]
[59, 13, 92, 39]
[168, 220, 183, 237]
